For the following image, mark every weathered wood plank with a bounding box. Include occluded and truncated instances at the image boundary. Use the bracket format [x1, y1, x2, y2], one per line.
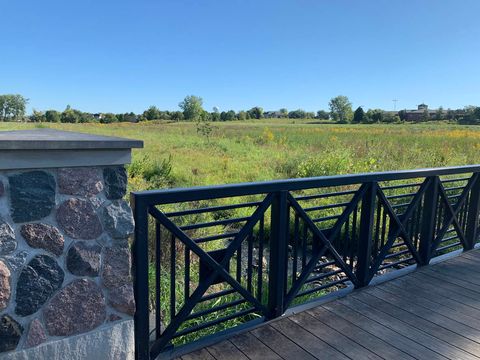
[206, 340, 249, 360]
[229, 332, 282, 360]
[271, 317, 350, 359]
[250, 325, 316, 360]
[357, 289, 480, 357]
[321, 301, 447, 359]
[181, 348, 216, 360]
[307, 306, 416, 360]
[289, 311, 382, 360]
[346, 293, 480, 360]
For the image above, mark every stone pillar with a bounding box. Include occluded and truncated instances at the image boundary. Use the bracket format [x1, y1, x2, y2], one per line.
[0, 129, 143, 360]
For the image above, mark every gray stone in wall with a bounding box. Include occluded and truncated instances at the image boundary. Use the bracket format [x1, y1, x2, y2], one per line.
[56, 199, 103, 240]
[103, 167, 127, 200]
[43, 279, 106, 336]
[0, 260, 11, 311]
[1, 319, 134, 360]
[0, 218, 16, 255]
[66, 242, 101, 277]
[9, 171, 56, 223]
[0, 180, 4, 197]
[58, 168, 104, 197]
[15, 255, 65, 316]
[109, 284, 135, 316]
[3, 251, 28, 272]
[20, 223, 64, 256]
[0, 315, 23, 353]
[102, 247, 131, 290]
[24, 319, 47, 349]
[102, 200, 134, 239]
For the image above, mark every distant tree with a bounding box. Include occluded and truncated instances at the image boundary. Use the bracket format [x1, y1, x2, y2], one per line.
[288, 109, 306, 119]
[30, 109, 46, 122]
[61, 106, 80, 123]
[382, 112, 400, 123]
[421, 109, 430, 122]
[237, 111, 247, 120]
[365, 109, 384, 123]
[100, 113, 118, 124]
[179, 95, 204, 121]
[143, 106, 161, 121]
[398, 110, 407, 122]
[279, 108, 288, 118]
[211, 107, 221, 121]
[78, 112, 94, 123]
[316, 110, 329, 120]
[446, 109, 455, 120]
[305, 112, 315, 119]
[123, 112, 137, 122]
[170, 111, 184, 121]
[435, 106, 444, 120]
[247, 106, 264, 119]
[329, 95, 353, 123]
[45, 110, 61, 123]
[459, 106, 480, 125]
[220, 110, 236, 121]
[352, 107, 365, 124]
[0, 94, 28, 121]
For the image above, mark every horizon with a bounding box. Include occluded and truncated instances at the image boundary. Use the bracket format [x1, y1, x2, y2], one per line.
[2, 0, 480, 113]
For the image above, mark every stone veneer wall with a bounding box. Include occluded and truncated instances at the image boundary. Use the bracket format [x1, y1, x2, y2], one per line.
[0, 166, 135, 355]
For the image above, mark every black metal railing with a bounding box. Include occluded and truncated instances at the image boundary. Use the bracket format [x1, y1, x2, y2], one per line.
[131, 165, 480, 360]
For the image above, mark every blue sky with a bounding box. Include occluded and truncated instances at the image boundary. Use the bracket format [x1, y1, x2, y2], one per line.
[1, 0, 480, 113]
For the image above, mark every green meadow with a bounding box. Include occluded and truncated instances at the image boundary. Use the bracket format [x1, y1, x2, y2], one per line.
[1, 120, 479, 192]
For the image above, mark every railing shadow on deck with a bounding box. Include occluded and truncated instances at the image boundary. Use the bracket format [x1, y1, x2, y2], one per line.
[131, 165, 480, 360]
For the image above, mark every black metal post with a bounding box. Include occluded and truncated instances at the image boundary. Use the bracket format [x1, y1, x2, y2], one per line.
[356, 182, 377, 288]
[131, 194, 151, 360]
[419, 177, 439, 266]
[268, 191, 288, 319]
[465, 174, 480, 250]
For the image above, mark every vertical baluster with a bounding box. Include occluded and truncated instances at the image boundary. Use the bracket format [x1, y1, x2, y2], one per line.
[466, 174, 480, 250]
[257, 217, 264, 302]
[292, 214, 299, 282]
[155, 221, 162, 339]
[170, 234, 176, 321]
[356, 182, 377, 288]
[247, 231, 253, 293]
[184, 246, 190, 301]
[419, 177, 439, 265]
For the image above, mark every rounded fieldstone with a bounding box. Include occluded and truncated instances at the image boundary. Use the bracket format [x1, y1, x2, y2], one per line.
[25, 319, 47, 349]
[66, 241, 101, 277]
[0, 315, 23, 353]
[0, 218, 16, 256]
[101, 200, 134, 239]
[15, 255, 64, 316]
[103, 167, 127, 200]
[109, 284, 135, 316]
[3, 251, 28, 272]
[0, 260, 11, 311]
[43, 279, 106, 336]
[56, 199, 103, 240]
[9, 171, 56, 223]
[0, 180, 4, 197]
[21, 223, 64, 256]
[58, 168, 104, 197]
[102, 247, 131, 290]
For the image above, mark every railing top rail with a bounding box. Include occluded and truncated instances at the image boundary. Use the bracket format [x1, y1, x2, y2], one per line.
[131, 165, 480, 205]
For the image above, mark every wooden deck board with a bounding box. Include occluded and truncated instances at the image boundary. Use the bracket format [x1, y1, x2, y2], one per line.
[181, 249, 480, 359]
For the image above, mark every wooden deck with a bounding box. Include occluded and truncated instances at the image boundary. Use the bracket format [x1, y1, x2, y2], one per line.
[179, 249, 480, 360]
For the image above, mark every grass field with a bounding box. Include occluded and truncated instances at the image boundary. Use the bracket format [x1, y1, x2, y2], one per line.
[1, 119, 479, 192]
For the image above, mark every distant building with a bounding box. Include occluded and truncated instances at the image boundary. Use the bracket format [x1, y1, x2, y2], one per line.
[403, 104, 437, 121]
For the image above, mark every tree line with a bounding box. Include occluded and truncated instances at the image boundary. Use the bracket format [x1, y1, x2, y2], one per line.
[1, 93, 480, 125]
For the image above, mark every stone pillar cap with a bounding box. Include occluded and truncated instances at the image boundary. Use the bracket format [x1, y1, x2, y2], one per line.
[0, 129, 143, 170]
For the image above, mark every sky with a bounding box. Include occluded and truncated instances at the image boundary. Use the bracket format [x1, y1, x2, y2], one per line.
[1, 0, 480, 114]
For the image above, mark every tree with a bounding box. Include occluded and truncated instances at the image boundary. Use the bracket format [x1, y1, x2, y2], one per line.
[61, 106, 80, 123]
[288, 109, 306, 119]
[398, 110, 407, 122]
[30, 109, 46, 122]
[352, 107, 365, 124]
[247, 107, 264, 119]
[279, 108, 288, 118]
[179, 95, 204, 121]
[316, 110, 329, 120]
[211, 107, 221, 121]
[328, 95, 353, 123]
[365, 109, 384, 123]
[0, 94, 28, 121]
[435, 106, 444, 120]
[143, 106, 161, 121]
[237, 111, 247, 120]
[100, 113, 118, 124]
[45, 110, 61, 123]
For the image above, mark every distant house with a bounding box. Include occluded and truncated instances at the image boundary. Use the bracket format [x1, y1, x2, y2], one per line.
[403, 104, 438, 121]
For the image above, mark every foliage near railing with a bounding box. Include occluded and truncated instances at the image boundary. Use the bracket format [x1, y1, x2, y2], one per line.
[131, 165, 480, 360]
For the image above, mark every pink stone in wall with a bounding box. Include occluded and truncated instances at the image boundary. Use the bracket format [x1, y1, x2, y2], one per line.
[58, 168, 104, 197]
[56, 199, 103, 240]
[0, 260, 10, 311]
[21, 223, 64, 256]
[102, 247, 132, 289]
[109, 284, 135, 316]
[24, 319, 47, 348]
